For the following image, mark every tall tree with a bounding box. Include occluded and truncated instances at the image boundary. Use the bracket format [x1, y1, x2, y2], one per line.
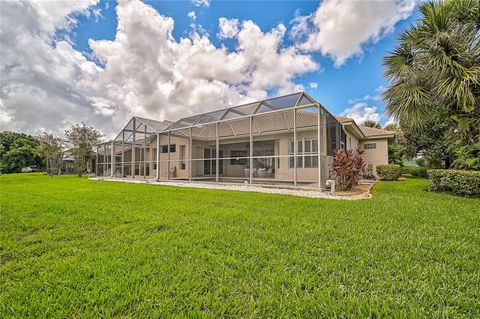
[401, 119, 453, 168]
[65, 123, 103, 177]
[383, 123, 398, 132]
[361, 120, 381, 129]
[382, 123, 406, 165]
[383, 0, 480, 169]
[36, 133, 63, 176]
[0, 131, 43, 173]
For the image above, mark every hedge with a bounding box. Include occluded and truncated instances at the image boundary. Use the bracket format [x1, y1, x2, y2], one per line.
[376, 164, 402, 181]
[402, 166, 428, 178]
[428, 169, 480, 196]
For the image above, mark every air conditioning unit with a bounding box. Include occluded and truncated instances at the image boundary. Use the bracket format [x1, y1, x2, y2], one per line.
[325, 179, 335, 194]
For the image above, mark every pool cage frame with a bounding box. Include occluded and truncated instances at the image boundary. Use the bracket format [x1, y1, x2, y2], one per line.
[96, 92, 345, 190]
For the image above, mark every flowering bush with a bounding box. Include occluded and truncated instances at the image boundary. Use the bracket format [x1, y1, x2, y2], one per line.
[331, 148, 366, 191]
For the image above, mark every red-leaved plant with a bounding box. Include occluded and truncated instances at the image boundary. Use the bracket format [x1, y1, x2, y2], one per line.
[331, 148, 366, 191]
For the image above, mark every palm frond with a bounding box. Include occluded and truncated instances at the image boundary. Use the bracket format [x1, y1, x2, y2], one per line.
[383, 80, 432, 127]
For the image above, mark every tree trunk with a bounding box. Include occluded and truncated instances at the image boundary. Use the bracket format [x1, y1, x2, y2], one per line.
[77, 161, 83, 177]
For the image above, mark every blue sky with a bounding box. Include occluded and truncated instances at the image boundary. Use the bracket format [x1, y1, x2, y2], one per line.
[70, 0, 419, 124]
[0, 0, 420, 135]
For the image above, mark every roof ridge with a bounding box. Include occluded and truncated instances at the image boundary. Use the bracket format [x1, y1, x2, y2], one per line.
[358, 125, 395, 137]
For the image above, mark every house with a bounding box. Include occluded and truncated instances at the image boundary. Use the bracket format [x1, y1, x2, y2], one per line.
[96, 92, 394, 190]
[60, 149, 95, 174]
[335, 116, 395, 176]
[60, 149, 76, 174]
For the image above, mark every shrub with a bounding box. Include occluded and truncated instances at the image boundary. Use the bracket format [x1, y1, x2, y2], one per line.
[428, 169, 480, 196]
[376, 164, 402, 181]
[416, 158, 426, 167]
[331, 148, 366, 191]
[402, 166, 428, 178]
[412, 167, 428, 178]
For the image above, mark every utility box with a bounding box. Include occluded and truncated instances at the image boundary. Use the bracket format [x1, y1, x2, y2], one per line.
[325, 179, 336, 194]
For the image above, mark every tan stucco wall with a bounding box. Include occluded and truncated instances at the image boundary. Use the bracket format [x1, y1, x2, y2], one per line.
[113, 129, 328, 185]
[345, 131, 360, 149]
[359, 138, 389, 176]
[342, 128, 390, 177]
[107, 128, 389, 181]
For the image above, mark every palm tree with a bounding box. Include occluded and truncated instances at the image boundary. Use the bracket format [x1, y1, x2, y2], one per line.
[361, 120, 381, 129]
[383, 123, 398, 132]
[383, 0, 479, 135]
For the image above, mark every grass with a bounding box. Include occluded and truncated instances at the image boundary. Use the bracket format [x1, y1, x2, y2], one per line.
[1, 173, 479, 318]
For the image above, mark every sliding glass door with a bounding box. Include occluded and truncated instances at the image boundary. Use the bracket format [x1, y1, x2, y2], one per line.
[203, 148, 223, 176]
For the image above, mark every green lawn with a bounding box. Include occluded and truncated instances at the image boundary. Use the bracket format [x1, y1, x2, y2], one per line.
[1, 174, 479, 318]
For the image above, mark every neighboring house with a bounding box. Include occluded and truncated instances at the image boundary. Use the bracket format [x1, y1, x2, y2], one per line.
[61, 149, 76, 174]
[96, 92, 394, 189]
[336, 117, 395, 176]
[61, 149, 95, 174]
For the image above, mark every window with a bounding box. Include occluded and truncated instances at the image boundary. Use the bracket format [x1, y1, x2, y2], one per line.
[203, 148, 224, 175]
[327, 115, 339, 156]
[179, 145, 186, 170]
[161, 144, 176, 153]
[304, 139, 318, 168]
[364, 143, 376, 150]
[289, 138, 319, 168]
[289, 141, 294, 168]
[230, 150, 247, 165]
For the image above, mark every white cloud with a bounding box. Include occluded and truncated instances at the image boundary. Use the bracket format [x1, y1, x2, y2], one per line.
[90, 97, 115, 116]
[191, 0, 210, 8]
[340, 102, 380, 124]
[0, 99, 13, 129]
[375, 85, 386, 93]
[217, 17, 239, 39]
[1, 0, 318, 138]
[293, 0, 415, 66]
[384, 115, 398, 127]
[0, 0, 106, 135]
[289, 9, 311, 41]
[189, 22, 209, 38]
[28, 0, 100, 34]
[188, 11, 196, 21]
[347, 85, 385, 104]
[90, 3, 318, 117]
[348, 94, 380, 104]
[90, 7, 103, 21]
[309, 82, 318, 89]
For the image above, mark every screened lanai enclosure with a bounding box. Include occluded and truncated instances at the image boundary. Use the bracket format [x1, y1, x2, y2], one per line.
[96, 92, 345, 190]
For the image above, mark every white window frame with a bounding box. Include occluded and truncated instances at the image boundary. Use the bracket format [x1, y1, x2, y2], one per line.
[289, 138, 318, 169]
